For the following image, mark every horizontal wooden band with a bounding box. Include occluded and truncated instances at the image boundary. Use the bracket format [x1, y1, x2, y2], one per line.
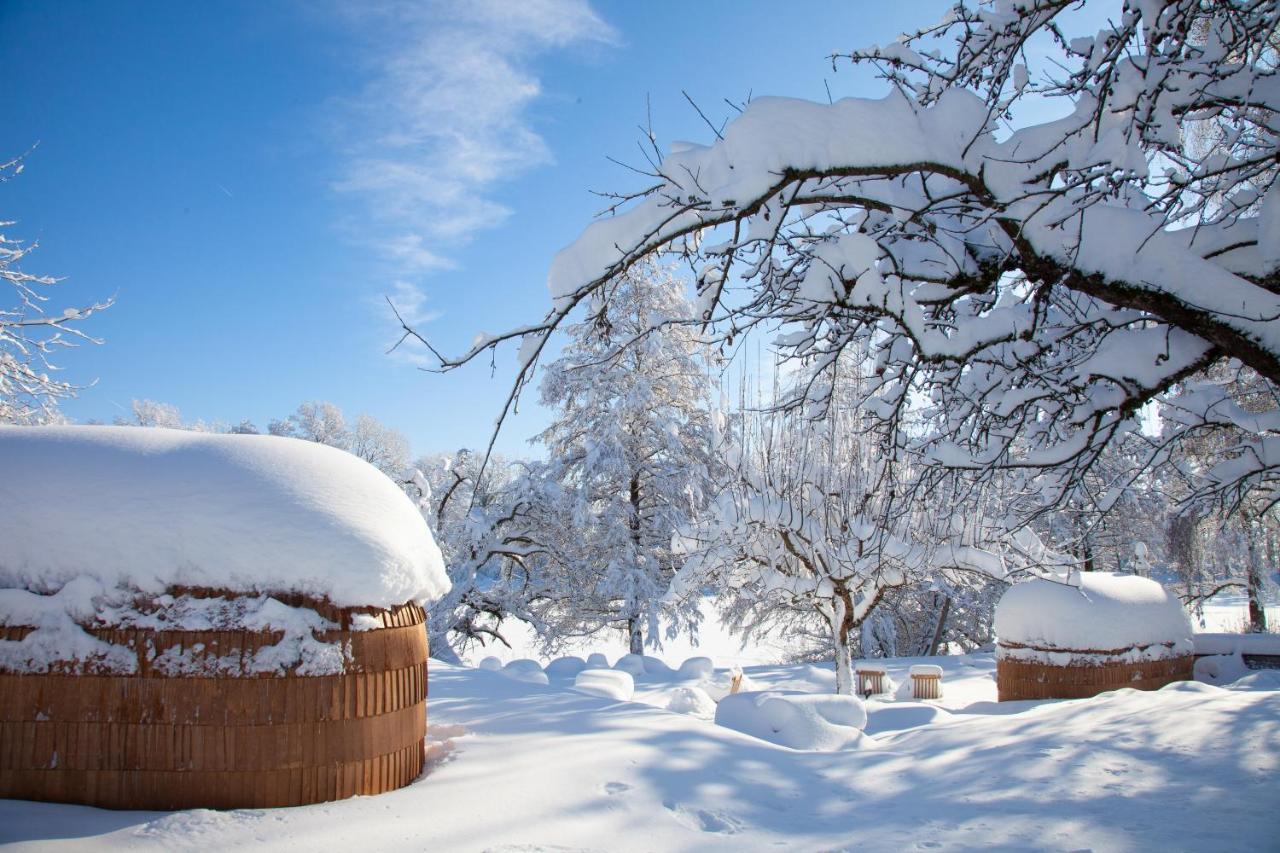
[0, 739, 425, 810]
[998, 639, 1181, 657]
[0, 621, 428, 677]
[0, 661, 427, 725]
[997, 656, 1193, 701]
[0, 701, 425, 773]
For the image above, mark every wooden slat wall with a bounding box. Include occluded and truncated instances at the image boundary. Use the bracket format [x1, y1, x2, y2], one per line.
[996, 654, 1194, 701]
[0, 598, 430, 810]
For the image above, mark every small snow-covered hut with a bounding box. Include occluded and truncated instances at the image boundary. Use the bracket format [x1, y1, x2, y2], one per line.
[0, 425, 450, 809]
[994, 573, 1193, 701]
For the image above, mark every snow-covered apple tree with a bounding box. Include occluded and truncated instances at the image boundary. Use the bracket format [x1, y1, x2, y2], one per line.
[1, 156, 109, 424]
[671, 350, 1008, 694]
[535, 259, 719, 654]
[415, 0, 1279, 538]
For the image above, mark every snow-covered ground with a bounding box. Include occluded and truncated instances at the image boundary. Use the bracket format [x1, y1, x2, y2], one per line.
[3, 649, 1277, 852]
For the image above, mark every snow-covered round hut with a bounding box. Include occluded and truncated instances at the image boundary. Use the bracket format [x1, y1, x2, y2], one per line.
[0, 426, 449, 810]
[994, 573, 1193, 701]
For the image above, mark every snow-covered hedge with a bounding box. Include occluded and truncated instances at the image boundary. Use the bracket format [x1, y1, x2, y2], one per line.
[994, 573, 1192, 665]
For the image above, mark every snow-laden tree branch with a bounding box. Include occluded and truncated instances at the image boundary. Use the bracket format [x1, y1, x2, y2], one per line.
[413, 0, 1279, 517]
[1, 156, 111, 424]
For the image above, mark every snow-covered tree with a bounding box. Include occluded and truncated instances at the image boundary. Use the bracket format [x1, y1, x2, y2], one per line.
[267, 401, 409, 477]
[420, 0, 1280, 541]
[1, 156, 110, 424]
[269, 401, 349, 448]
[115, 399, 184, 429]
[350, 413, 411, 477]
[407, 449, 569, 661]
[535, 260, 718, 653]
[672, 352, 1008, 694]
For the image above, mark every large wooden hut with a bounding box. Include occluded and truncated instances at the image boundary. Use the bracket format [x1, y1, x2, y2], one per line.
[994, 573, 1193, 701]
[0, 426, 449, 810]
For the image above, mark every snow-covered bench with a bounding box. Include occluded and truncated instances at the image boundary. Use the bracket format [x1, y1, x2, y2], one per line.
[1194, 633, 1280, 670]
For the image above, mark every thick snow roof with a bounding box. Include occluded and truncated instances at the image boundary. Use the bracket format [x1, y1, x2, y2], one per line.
[994, 573, 1191, 652]
[0, 426, 449, 608]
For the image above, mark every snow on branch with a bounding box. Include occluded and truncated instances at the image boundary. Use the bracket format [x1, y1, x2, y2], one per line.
[411, 0, 1280, 517]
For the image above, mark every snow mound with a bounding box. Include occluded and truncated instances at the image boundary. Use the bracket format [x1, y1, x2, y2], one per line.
[584, 652, 611, 669]
[642, 655, 673, 677]
[0, 426, 449, 609]
[864, 702, 954, 735]
[677, 656, 714, 679]
[715, 691, 868, 751]
[663, 686, 717, 718]
[613, 654, 648, 677]
[501, 659, 550, 685]
[573, 668, 634, 701]
[1226, 671, 1280, 692]
[995, 573, 1192, 659]
[477, 656, 503, 672]
[1194, 654, 1251, 687]
[545, 656, 587, 680]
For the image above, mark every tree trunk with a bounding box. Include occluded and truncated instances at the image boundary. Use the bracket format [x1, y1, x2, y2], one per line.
[628, 470, 646, 654]
[927, 594, 952, 657]
[627, 615, 644, 655]
[1246, 518, 1268, 633]
[829, 593, 855, 695]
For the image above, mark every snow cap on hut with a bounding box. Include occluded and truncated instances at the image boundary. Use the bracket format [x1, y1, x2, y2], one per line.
[995, 573, 1191, 663]
[0, 425, 450, 608]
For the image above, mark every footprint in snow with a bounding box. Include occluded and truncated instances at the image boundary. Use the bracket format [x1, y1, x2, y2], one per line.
[602, 782, 631, 796]
[663, 800, 743, 834]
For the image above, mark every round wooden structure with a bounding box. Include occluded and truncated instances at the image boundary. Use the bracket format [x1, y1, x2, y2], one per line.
[997, 648, 1193, 701]
[0, 593, 429, 810]
[994, 573, 1194, 702]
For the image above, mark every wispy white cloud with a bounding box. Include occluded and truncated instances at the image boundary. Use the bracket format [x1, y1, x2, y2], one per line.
[333, 0, 615, 272]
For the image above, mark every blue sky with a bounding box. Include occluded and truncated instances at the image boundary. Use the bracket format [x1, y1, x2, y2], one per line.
[1, 0, 958, 456]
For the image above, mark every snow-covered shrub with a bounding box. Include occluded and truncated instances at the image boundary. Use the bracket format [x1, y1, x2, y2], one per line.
[477, 656, 503, 672]
[501, 659, 549, 685]
[641, 655, 673, 677]
[573, 668, 634, 701]
[545, 656, 587, 680]
[613, 654, 647, 677]
[663, 686, 717, 718]
[676, 656, 714, 679]
[715, 692, 868, 751]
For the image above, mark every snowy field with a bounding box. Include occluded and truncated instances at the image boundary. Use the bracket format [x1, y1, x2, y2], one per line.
[3, 644, 1278, 852]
